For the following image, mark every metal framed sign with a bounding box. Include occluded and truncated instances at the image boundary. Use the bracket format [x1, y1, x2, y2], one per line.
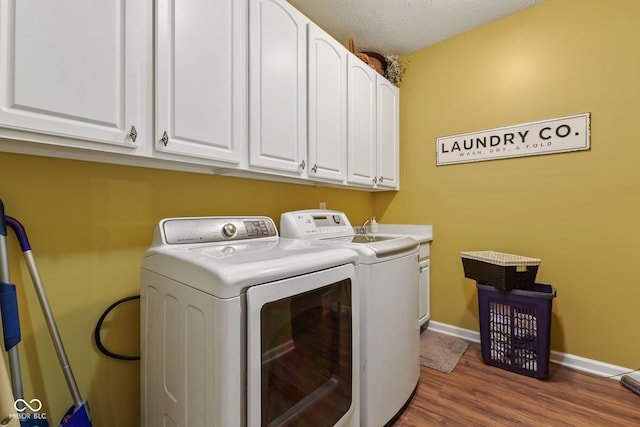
[436, 113, 590, 166]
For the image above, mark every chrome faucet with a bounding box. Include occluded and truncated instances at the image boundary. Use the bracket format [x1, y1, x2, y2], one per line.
[359, 218, 372, 235]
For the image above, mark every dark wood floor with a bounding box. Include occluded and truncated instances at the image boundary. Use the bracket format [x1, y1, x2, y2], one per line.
[390, 342, 640, 426]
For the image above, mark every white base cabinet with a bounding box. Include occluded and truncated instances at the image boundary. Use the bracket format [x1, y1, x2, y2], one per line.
[419, 255, 430, 326]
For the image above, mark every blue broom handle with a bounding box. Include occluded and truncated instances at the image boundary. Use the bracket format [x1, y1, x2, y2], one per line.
[0, 200, 5, 237]
[6, 216, 83, 408]
[0, 201, 24, 401]
[0, 199, 8, 282]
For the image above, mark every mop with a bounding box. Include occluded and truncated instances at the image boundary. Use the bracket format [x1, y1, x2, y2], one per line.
[0, 350, 20, 426]
[0, 200, 20, 426]
[0, 200, 91, 427]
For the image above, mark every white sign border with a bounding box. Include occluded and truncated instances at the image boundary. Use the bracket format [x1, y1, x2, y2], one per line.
[436, 113, 591, 166]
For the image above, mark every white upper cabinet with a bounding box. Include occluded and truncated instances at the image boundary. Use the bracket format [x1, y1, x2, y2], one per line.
[307, 23, 348, 183]
[376, 75, 400, 189]
[0, 0, 399, 191]
[155, 0, 246, 164]
[0, 0, 149, 151]
[346, 56, 400, 190]
[347, 54, 377, 187]
[249, 0, 308, 175]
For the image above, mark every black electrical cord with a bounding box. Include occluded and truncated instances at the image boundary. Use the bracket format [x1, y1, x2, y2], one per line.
[94, 295, 140, 360]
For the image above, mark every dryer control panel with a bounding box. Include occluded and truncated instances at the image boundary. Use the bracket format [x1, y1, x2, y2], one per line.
[157, 216, 278, 245]
[280, 210, 353, 239]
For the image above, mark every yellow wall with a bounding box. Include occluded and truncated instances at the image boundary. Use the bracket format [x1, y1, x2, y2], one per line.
[0, 151, 372, 425]
[376, 0, 640, 368]
[3, 0, 640, 424]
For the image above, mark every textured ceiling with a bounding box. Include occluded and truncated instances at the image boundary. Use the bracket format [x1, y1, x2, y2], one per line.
[288, 0, 546, 55]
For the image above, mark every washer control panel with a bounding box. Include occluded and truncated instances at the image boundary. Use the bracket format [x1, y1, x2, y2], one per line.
[280, 210, 353, 239]
[159, 216, 277, 245]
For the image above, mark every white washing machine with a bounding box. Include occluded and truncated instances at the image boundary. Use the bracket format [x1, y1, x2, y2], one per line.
[280, 210, 420, 426]
[140, 216, 360, 427]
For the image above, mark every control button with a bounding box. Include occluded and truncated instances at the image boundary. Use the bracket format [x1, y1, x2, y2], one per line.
[222, 223, 237, 238]
[332, 215, 342, 224]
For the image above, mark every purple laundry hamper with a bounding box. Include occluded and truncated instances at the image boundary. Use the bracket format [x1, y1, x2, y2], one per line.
[476, 282, 556, 379]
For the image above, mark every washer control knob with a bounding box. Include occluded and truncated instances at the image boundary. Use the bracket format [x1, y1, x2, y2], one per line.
[222, 223, 237, 238]
[332, 215, 342, 225]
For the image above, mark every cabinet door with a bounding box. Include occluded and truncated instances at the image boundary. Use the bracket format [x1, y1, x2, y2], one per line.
[0, 0, 148, 149]
[249, 0, 307, 174]
[419, 259, 430, 326]
[307, 24, 347, 183]
[155, 0, 246, 163]
[376, 76, 400, 189]
[347, 54, 377, 186]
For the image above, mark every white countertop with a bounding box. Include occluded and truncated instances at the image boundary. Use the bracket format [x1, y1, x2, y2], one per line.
[355, 223, 433, 243]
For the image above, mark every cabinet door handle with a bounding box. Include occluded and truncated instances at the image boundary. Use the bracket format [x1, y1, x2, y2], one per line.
[373, 176, 378, 185]
[311, 164, 318, 173]
[379, 176, 384, 183]
[299, 160, 306, 170]
[129, 125, 137, 142]
[160, 131, 169, 146]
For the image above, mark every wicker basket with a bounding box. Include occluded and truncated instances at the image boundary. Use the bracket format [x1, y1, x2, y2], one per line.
[461, 251, 540, 290]
[348, 39, 386, 76]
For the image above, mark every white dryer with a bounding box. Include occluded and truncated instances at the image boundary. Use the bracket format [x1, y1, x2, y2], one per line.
[280, 210, 420, 427]
[140, 216, 360, 427]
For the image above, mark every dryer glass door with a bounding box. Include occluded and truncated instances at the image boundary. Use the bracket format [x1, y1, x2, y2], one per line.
[246, 264, 357, 427]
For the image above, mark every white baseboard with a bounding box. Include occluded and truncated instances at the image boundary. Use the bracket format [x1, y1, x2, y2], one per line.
[426, 320, 639, 381]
